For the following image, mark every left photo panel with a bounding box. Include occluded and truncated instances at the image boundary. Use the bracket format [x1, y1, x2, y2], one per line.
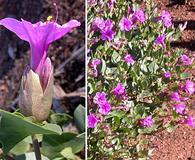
[0, 0, 85, 160]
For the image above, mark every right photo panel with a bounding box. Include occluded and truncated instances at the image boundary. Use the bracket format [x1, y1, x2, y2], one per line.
[87, 0, 195, 159]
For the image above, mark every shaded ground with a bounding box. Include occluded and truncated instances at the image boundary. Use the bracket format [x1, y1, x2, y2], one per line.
[149, 0, 195, 159]
[0, 0, 85, 115]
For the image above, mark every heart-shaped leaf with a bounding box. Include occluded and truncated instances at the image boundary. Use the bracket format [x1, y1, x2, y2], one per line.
[74, 105, 85, 133]
[42, 133, 85, 159]
[0, 109, 61, 154]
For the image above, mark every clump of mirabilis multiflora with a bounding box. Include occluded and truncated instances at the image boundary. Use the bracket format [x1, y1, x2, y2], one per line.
[87, 0, 192, 159]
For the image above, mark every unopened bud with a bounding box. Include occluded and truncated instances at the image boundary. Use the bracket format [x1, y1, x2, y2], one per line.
[19, 59, 53, 122]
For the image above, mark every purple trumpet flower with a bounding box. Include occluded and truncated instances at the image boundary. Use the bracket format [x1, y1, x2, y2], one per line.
[173, 103, 186, 115]
[161, 10, 172, 28]
[90, 59, 101, 77]
[180, 54, 192, 65]
[113, 83, 126, 97]
[132, 9, 145, 24]
[87, 113, 99, 128]
[139, 115, 154, 128]
[154, 34, 166, 48]
[170, 91, 181, 102]
[163, 71, 171, 78]
[184, 116, 195, 128]
[0, 18, 80, 121]
[119, 17, 132, 31]
[0, 18, 80, 75]
[184, 80, 195, 95]
[93, 92, 111, 115]
[123, 54, 135, 65]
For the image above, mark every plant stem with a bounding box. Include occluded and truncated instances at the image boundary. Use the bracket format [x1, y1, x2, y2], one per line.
[32, 135, 42, 160]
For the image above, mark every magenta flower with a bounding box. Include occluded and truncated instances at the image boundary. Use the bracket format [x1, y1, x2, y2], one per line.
[163, 71, 171, 78]
[154, 35, 166, 48]
[184, 80, 195, 95]
[93, 92, 107, 106]
[123, 54, 135, 65]
[170, 92, 181, 102]
[173, 103, 186, 115]
[0, 18, 80, 75]
[93, 18, 115, 41]
[90, 59, 101, 77]
[98, 102, 111, 115]
[100, 19, 115, 41]
[101, 29, 115, 41]
[93, 92, 111, 115]
[87, 0, 97, 6]
[132, 9, 145, 24]
[140, 115, 153, 128]
[113, 83, 125, 97]
[91, 59, 101, 67]
[104, 19, 114, 30]
[119, 17, 132, 31]
[92, 17, 105, 30]
[161, 10, 172, 28]
[87, 113, 99, 128]
[180, 54, 192, 65]
[184, 116, 195, 128]
[107, 0, 115, 8]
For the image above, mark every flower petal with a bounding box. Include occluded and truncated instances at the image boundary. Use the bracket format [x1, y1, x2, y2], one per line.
[47, 20, 81, 43]
[0, 18, 29, 41]
[40, 57, 52, 91]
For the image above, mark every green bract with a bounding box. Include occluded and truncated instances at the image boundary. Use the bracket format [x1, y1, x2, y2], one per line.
[19, 68, 54, 122]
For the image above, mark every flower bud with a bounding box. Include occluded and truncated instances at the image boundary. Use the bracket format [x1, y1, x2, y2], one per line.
[19, 58, 53, 122]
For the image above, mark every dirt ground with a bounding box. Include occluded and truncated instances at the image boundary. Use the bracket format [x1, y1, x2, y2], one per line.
[0, 0, 85, 115]
[149, 0, 195, 159]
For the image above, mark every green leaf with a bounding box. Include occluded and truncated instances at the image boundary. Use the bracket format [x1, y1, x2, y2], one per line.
[180, 72, 190, 80]
[101, 59, 106, 75]
[166, 31, 175, 39]
[140, 61, 148, 73]
[42, 133, 85, 159]
[42, 123, 62, 135]
[74, 105, 85, 133]
[165, 122, 178, 133]
[10, 140, 30, 156]
[60, 147, 75, 160]
[138, 124, 158, 134]
[105, 67, 118, 79]
[49, 113, 72, 126]
[111, 51, 121, 63]
[105, 110, 126, 119]
[148, 61, 158, 73]
[63, 133, 85, 153]
[0, 109, 61, 154]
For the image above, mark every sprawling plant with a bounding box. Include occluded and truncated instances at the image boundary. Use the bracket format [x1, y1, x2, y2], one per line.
[87, 0, 194, 159]
[0, 16, 85, 160]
